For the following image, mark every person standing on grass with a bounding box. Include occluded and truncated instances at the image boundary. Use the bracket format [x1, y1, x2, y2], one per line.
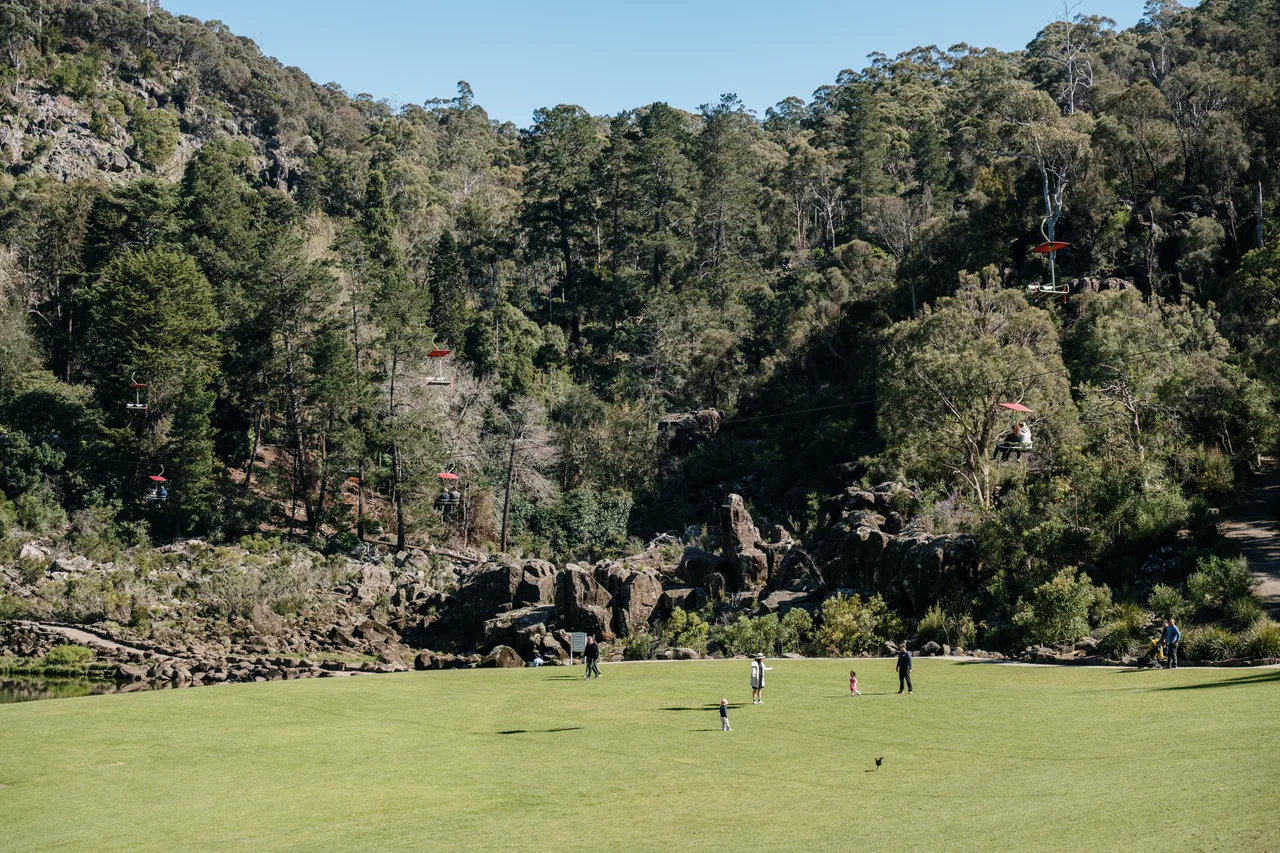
[849, 670, 861, 696]
[1162, 618, 1181, 670]
[750, 654, 774, 704]
[584, 635, 601, 679]
[896, 648, 913, 694]
[720, 698, 732, 732]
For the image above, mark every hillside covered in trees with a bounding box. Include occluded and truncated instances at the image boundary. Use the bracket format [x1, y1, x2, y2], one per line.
[2, 0, 1280, 652]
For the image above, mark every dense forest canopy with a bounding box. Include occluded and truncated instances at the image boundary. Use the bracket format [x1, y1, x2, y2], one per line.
[1, 0, 1279, 624]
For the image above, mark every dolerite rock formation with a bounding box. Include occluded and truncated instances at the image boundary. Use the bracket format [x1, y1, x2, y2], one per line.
[813, 514, 978, 618]
[720, 494, 770, 590]
[554, 565, 615, 638]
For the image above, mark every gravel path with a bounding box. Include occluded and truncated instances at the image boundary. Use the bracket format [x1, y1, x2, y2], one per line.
[1218, 462, 1280, 615]
[16, 621, 153, 657]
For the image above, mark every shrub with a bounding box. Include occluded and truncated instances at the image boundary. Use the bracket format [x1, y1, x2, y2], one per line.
[44, 644, 94, 665]
[49, 52, 102, 100]
[15, 483, 67, 534]
[917, 604, 948, 646]
[0, 593, 29, 619]
[1095, 604, 1149, 660]
[1223, 596, 1264, 632]
[1146, 584, 1192, 622]
[1187, 555, 1257, 610]
[1241, 620, 1280, 659]
[1013, 568, 1104, 647]
[623, 632, 656, 661]
[129, 108, 181, 169]
[714, 613, 781, 658]
[916, 604, 977, 650]
[779, 608, 814, 654]
[662, 608, 709, 655]
[814, 594, 900, 656]
[1180, 625, 1241, 662]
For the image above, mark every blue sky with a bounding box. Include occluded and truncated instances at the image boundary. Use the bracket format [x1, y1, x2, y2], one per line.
[161, 0, 1155, 126]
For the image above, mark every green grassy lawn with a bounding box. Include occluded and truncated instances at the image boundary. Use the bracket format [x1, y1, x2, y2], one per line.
[1, 660, 1277, 853]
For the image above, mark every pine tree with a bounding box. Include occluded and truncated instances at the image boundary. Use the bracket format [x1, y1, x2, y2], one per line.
[429, 231, 468, 347]
[168, 365, 218, 533]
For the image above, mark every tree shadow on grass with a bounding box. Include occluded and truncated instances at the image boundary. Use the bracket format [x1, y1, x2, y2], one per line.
[661, 704, 745, 711]
[1153, 670, 1280, 691]
[495, 727, 585, 735]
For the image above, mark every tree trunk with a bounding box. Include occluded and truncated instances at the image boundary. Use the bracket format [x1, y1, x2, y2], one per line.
[500, 438, 517, 553]
[1258, 181, 1266, 251]
[388, 347, 405, 551]
[357, 458, 366, 541]
[244, 410, 262, 489]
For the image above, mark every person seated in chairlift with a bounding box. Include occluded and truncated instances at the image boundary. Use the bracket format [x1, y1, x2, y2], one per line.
[449, 487, 461, 504]
[994, 421, 1033, 462]
[158, 486, 168, 501]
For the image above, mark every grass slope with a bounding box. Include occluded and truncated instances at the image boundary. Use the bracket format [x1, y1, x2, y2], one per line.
[1, 660, 1277, 852]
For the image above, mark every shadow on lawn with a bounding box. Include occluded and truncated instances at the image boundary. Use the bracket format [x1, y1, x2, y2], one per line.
[495, 727, 585, 735]
[661, 704, 744, 711]
[1152, 670, 1280, 691]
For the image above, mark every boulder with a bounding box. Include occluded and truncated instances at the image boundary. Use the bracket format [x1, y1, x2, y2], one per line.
[612, 571, 664, 637]
[878, 641, 899, 657]
[758, 588, 817, 615]
[675, 547, 721, 585]
[328, 625, 358, 648]
[657, 409, 721, 458]
[480, 645, 524, 668]
[655, 586, 698, 621]
[705, 572, 726, 601]
[377, 645, 411, 667]
[354, 619, 397, 646]
[514, 560, 557, 606]
[483, 606, 555, 658]
[921, 641, 943, 656]
[356, 565, 394, 603]
[114, 663, 146, 681]
[554, 565, 614, 638]
[250, 603, 286, 636]
[672, 647, 699, 660]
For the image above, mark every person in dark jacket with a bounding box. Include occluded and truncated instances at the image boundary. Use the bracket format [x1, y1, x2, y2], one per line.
[1162, 618, 1181, 670]
[583, 635, 601, 679]
[896, 648, 913, 694]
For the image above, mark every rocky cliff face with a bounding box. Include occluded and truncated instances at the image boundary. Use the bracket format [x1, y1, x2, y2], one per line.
[1, 84, 301, 188]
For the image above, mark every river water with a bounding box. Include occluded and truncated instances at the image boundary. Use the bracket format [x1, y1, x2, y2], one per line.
[0, 677, 123, 703]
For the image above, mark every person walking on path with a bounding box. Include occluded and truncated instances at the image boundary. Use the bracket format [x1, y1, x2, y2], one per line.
[583, 635, 601, 679]
[720, 698, 732, 732]
[750, 654, 774, 704]
[849, 670, 861, 696]
[1162, 618, 1181, 670]
[896, 648, 913, 694]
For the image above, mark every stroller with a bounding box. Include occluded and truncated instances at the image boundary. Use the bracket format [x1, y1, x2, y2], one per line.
[1139, 635, 1168, 669]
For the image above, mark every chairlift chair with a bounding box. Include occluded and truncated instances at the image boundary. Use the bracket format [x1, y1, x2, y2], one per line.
[1031, 221, 1071, 303]
[126, 372, 148, 412]
[145, 467, 168, 503]
[993, 402, 1034, 463]
[425, 349, 453, 387]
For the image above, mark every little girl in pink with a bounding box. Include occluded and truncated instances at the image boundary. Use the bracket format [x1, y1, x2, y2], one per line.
[849, 670, 861, 696]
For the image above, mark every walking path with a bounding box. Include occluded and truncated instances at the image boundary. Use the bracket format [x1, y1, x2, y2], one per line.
[17, 621, 152, 657]
[1218, 461, 1280, 615]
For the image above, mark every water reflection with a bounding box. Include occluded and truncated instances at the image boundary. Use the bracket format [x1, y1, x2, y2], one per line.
[0, 677, 122, 704]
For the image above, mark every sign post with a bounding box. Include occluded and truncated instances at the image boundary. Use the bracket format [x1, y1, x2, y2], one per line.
[570, 632, 587, 666]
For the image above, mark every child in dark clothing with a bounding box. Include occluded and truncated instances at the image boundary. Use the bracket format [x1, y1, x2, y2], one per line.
[720, 698, 732, 732]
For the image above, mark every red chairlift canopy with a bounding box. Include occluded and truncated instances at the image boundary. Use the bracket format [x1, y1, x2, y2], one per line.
[1031, 241, 1070, 254]
[149, 475, 167, 483]
[437, 472, 459, 481]
[998, 402, 1034, 413]
[428, 349, 452, 358]
[129, 382, 147, 389]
